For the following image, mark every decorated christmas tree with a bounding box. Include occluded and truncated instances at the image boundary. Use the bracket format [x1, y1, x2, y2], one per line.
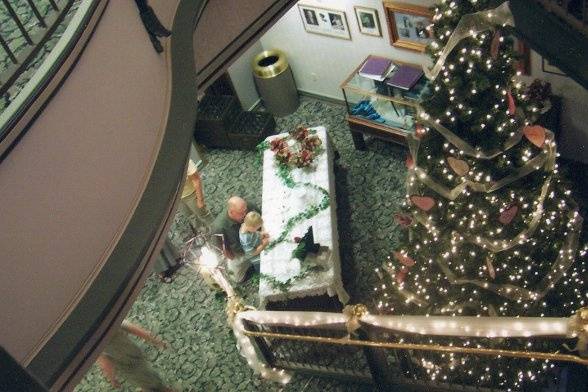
[374, 0, 587, 389]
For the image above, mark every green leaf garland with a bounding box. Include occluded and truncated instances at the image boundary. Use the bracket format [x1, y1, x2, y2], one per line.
[258, 264, 326, 293]
[256, 139, 330, 252]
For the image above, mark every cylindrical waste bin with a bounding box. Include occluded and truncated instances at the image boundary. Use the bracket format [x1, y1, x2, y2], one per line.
[252, 49, 299, 117]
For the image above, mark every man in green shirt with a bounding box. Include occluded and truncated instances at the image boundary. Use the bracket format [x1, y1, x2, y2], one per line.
[212, 196, 260, 282]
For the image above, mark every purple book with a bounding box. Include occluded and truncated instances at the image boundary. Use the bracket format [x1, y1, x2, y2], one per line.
[386, 65, 424, 90]
[359, 57, 393, 79]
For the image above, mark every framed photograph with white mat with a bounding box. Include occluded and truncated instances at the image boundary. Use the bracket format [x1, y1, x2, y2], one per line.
[298, 4, 351, 40]
[354, 6, 382, 37]
[542, 57, 566, 76]
[384, 2, 433, 52]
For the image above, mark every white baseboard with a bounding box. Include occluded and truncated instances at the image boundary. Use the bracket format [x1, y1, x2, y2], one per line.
[297, 89, 345, 106]
[247, 98, 262, 111]
[247, 90, 344, 112]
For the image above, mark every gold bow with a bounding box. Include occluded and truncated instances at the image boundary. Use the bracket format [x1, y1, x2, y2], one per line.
[568, 308, 588, 358]
[226, 296, 255, 325]
[343, 304, 368, 335]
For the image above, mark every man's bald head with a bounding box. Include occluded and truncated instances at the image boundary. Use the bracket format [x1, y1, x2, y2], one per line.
[227, 196, 248, 223]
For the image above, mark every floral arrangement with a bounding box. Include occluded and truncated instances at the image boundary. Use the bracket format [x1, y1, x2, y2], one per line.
[269, 126, 323, 168]
[525, 79, 552, 113]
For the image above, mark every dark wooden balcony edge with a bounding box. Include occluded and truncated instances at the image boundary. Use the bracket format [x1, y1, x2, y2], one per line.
[23, 0, 208, 389]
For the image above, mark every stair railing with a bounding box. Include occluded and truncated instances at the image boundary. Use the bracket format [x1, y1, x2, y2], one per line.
[0, 0, 76, 99]
[0, 0, 105, 162]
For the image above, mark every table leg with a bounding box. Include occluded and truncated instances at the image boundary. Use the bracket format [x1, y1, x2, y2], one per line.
[351, 130, 367, 151]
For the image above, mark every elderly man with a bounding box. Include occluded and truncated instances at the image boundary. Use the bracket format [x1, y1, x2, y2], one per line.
[212, 196, 259, 282]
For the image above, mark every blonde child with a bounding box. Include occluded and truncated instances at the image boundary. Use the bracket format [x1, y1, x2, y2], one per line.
[239, 211, 269, 273]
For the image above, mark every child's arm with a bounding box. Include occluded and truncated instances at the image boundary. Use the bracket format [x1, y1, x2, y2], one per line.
[250, 236, 269, 256]
[97, 355, 120, 389]
[121, 321, 167, 349]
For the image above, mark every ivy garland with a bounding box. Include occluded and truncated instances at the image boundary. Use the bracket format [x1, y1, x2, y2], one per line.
[257, 136, 330, 251]
[258, 264, 326, 293]
[255, 130, 332, 291]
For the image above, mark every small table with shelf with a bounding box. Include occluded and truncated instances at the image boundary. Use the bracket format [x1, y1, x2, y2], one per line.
[340, 55, 429, 150]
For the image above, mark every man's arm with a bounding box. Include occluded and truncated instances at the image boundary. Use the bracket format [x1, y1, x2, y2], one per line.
[121, 321, 166, 349]
[97, 355, 120, 389]
[188, 171, 205, 209]
[211, 216, 234, 259]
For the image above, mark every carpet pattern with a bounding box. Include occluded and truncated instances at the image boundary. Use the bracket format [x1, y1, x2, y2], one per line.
[74, 97, 409, 391]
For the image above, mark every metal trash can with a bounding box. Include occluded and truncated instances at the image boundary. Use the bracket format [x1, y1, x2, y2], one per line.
[252, 49, 299, 117]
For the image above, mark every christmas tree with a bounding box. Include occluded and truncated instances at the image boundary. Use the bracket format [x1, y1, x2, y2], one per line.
[374, 0, 587, 390]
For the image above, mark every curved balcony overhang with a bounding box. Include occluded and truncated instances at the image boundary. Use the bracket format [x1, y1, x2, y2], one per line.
[1, 0, 201, 388]
[0, 0, 296, 389]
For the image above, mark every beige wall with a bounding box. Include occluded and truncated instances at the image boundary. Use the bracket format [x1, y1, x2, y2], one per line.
[255, 0, 586, 161]
[0, 0, 178, 363]
[259, 0, 434, 101]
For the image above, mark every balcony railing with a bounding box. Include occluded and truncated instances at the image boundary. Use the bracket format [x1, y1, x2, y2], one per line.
[233, 307, 588, 391]
[0, 0, 76, 105]
[0, 0, 102, 161]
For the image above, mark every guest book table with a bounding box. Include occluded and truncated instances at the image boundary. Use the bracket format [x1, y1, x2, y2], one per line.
[259, 127, 349, 309]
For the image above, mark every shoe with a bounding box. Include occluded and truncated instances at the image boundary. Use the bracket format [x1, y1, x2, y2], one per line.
[158, 270, 173, 283]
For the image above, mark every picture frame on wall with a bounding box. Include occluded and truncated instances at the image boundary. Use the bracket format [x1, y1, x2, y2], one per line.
[354, 6, 382, 37]
[383, 2, 433, 52]
[298, 4, 351, 40]
[542, 57, 566, 76]
[513, 38, 531, 75]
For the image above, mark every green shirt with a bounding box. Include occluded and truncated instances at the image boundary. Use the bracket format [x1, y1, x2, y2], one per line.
[212, 201, 259, 256]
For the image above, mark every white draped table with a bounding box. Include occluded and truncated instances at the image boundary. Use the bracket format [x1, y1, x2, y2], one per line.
[259, 126, 350, 309]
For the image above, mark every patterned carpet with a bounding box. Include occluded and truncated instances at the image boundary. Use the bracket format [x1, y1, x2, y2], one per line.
[74, 97, 409, 391]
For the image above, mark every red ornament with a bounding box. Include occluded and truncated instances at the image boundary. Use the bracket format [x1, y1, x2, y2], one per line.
[523, 125, 546, 148]
[499, 204, 519, 225]
[447, 157, 469, 176]
[405, 154, 415, 169]
[294, 236, 301, 243]
[394, 213, 413, 228]
[490, 30, 501, 59]
[395, 266, 409, 284]
[507, 91, 516, 115]
[410, 195, 436, 212]
[393, 251, 416, 267]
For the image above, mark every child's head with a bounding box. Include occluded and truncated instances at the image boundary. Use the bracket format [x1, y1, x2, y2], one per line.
[243, 211, 263, 231]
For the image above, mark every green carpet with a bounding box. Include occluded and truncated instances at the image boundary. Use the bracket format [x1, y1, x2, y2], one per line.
[74, 97, 408, 391]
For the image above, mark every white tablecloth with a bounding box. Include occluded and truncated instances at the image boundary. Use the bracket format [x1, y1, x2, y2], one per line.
[259, 127, 349, 308]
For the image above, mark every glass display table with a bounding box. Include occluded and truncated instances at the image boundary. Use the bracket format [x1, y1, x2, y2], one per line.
[340, 55, 429, 149]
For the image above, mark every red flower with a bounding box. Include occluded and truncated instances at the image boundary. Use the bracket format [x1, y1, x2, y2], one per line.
[270, 137, 287, 152]
[291, 126, 309, 141]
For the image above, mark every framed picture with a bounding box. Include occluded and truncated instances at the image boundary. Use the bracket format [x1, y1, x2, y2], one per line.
[298, 4, 351, 40]
[542, 57, 566, 76]
[383, 2, 433, 52]
[354, 6, 382, 37]
[513, 38, 531, 75]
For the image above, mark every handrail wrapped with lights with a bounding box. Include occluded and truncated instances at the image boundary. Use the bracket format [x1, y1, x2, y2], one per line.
[228, 305, 588, 385]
